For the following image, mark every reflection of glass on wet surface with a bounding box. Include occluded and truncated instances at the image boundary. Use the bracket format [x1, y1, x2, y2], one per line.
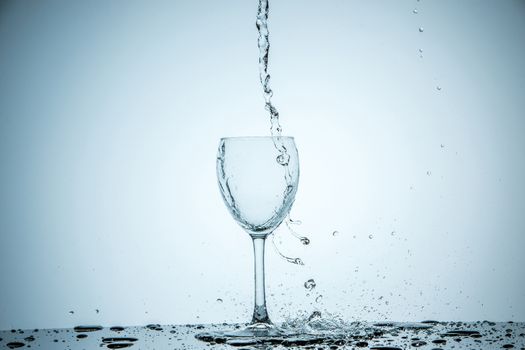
[1, 321, 524, 349]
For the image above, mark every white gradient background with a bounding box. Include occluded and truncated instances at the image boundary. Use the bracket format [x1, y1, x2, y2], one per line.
[1, 0, 524, 330]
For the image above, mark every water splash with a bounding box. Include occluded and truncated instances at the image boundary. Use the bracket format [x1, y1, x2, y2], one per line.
[256, 0, 282, 139]
[271, 233, 304, 265]
[256, 0, 295, 205]
[285, 216, 311, 245]
[257, 0, 308, 251]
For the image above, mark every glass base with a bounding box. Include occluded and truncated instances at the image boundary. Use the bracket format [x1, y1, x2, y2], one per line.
[195, 323, 327, 347]
[223, 322, 284, 338]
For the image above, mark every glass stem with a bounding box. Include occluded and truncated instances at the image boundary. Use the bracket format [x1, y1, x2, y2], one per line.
[250, 236, 272, 325]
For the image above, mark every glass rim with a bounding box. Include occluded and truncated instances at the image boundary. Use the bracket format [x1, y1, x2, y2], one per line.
[220, 136, 295, 141]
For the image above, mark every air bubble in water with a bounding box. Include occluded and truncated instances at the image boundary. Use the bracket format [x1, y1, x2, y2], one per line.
[301, 237, 310, 245]
[304, 279, 316, 291]
[216, 298, 223, 303]
[419, 27, 424, 32]
[436, 86, 442, 91]
[413, 9, 418, 14]
[332, 230, 339, 236]
[315, 295, 323, 303]
[369, 234, 373, 239]
[427, 170, 432, 176]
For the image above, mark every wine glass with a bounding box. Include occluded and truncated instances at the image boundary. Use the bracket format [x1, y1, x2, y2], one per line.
[215, 136, 299, 337]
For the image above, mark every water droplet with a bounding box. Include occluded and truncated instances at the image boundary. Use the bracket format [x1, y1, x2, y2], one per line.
[289, 218, 302, 225]
[369, 234, 373, 239]
[301, 237, 310, 245]
[315, 295, 323, 303]
[276, 153, 290, 166]
[304, 279, 316, 291]
[216, 298, 223, 303]
[110, 327, 125, 332]
[419, 27, 424, 33]
[411, 340, 427, 347]
[102, 337, 138, 349]
[391, 231, 395, 236]
[293, 257, 304, 265]
[413, 8, 418, 14]
[307, 311, 322, 322]
[74, 326, 103, 333]
[332, 230, 339, 236]
[146, 324, 163, 331]
[436, 85, 442, 91]
[107, 343, 134, 349]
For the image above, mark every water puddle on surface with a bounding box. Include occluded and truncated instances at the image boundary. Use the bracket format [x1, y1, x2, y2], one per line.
[2, 321, 523, 349]
[195, 320, 524, 349]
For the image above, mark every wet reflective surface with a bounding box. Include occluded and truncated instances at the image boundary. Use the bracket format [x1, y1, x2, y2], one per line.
[0, 321, 523, 349]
